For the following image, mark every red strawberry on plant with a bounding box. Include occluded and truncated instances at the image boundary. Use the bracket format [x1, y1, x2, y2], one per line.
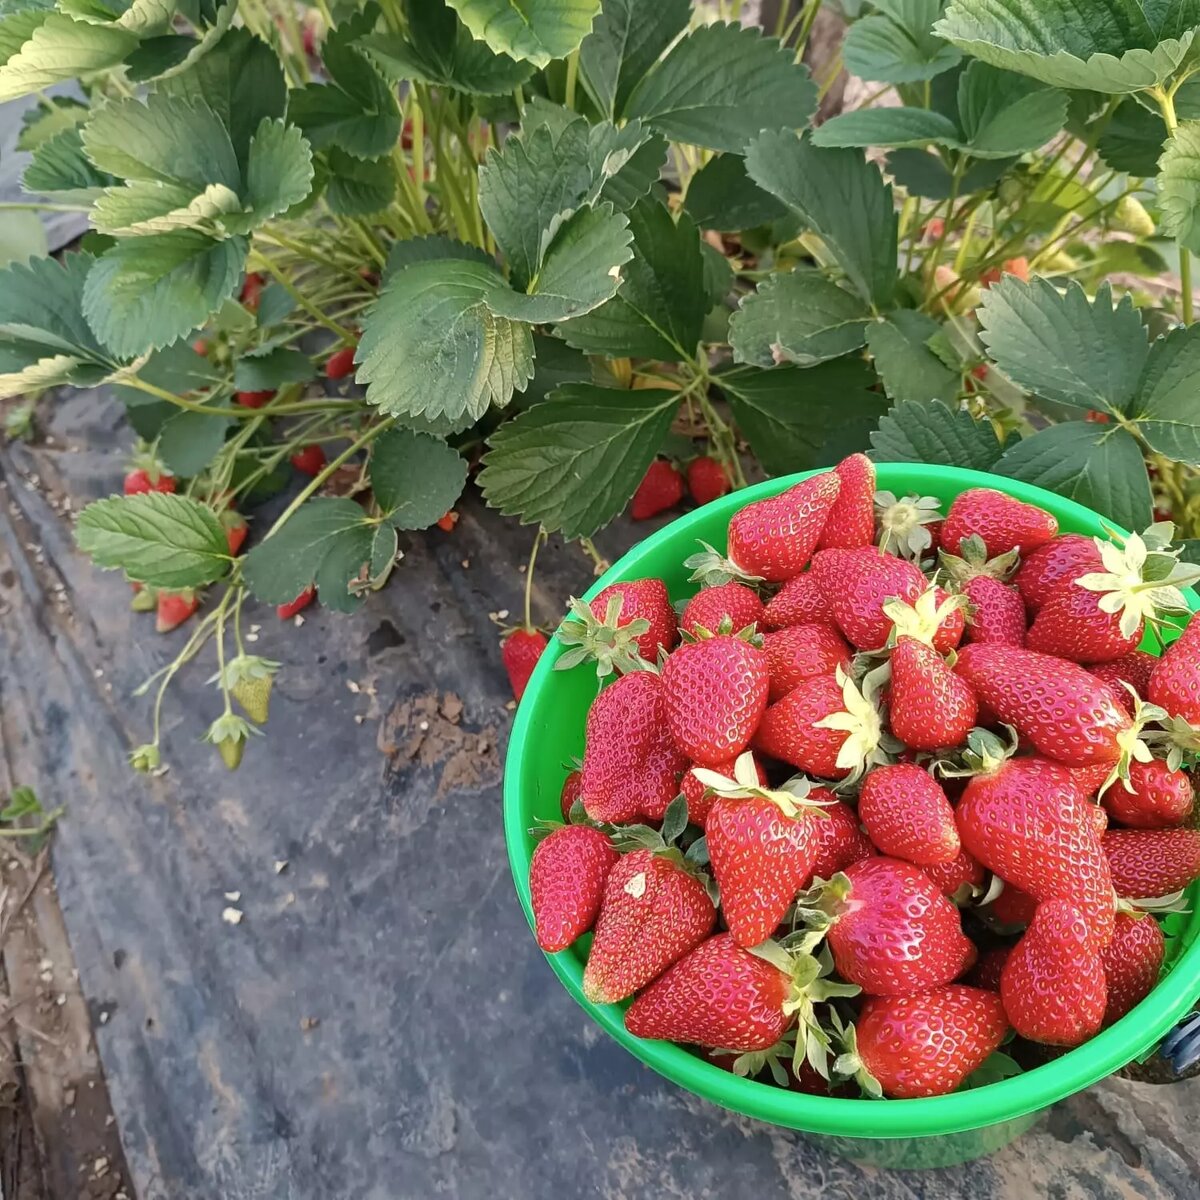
[436, 511, 459, 532]
[940, 487, 1057, 559]
[1090, 650, 1157, 714]
[240, 271, 264, 311]
[290, 444, 327, 476]
[1103, 828, 1200, 898]
[156, 588, 198, 633]
[277, 585, 315, 620]
[1103, 758, 1194, 829]
[874, 491, 943, 561]
[807, 799, 874, 880]
[754, 666, 888, 782]
[325, 344, 356, 380]
[582, 834, 716, 1004]
[686, 456, 731, 506]
[1001, 899, 1106, 1046]
[222, 510, 248, 556]
[1100, 912, 1164, 1025]
[123, 466, 176, 495]
[631, 459, 684, 520]
[501, 628, 547, 700]
[680, 755, 767, 828]
[762, 574, 833, 630]
[697, 754, 833, 946]
[954, 643, 1135, 767]
[1149, 617, 1200, 724]
[858, 764, 960, 867]
[580, 671, 685, 824]
[817, 857, 976, 995]
[954, 740, 1116, 949]
[236, 389, 275, 408]
[835, 986, 1008, 1098]
[1015, 534, 1102, 612]
[661, 628, 768, 766]
[922, 847, 986, 898]
[681, 582, 764, 637]
[689, 472, 840, 585]
[763, 623, 850, 702]
[816, 453, 875, 550]
[530, 824, 619, 952]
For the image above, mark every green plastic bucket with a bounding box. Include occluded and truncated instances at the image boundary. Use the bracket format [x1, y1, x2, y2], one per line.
[503, 463, 1200, 1169]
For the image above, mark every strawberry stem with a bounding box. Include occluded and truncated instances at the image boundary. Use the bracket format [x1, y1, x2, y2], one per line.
[524, 525, 546, 633]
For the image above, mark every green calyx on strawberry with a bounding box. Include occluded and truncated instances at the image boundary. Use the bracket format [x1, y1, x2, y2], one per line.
[684, 539, 766, 589]
[607, 795, 718, 902]
[203, 711, 260, 771]
[830, 1010, 884, 1098]
[874, 491, 942, 560]
[213, 654, 281, 725]
[128, 742, 161, 773]
[690, 751, 832, 820]
[555, 594, 654, 678]
[882, 586, 970, 650]
[938, 534, 1019, 585]
[812, 664, 896, 785]
[1139, 711, 1200, 772]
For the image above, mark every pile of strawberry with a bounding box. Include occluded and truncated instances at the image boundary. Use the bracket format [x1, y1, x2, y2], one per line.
[527, 456, 1200, 1100]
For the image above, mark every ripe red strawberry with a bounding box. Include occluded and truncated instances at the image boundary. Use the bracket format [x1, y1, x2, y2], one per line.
[962, 576, 1027, 646]
[811, 547, 927, 651]
[625, 933, 791, 1051]
[581, 672, 685, 824]
[662, 633, 768, 766]
[681, 582, 764, 637]
[530, 825, 619, 952]
[686, 456, 731, 506]
[436, 511, 459, 533]
[156, 588, 198, 632]
[1090, 650, 1157, 715]
[560, 769, 582, 820]
[1103, 828, 1200, 898]
[922, 847, 985, 897]
[889, 636, 978, 751]
[957, 754, 1116, 950]
[841, 986, 1008, 1098]
[1100, 912, 1164, 1025]
[501, 628, 546, 700]
[1015, 534, 1102, 612]
[807, 798, 874, 880]
[1069, 759, 1117, 798]
[763, 623, 849, 702]
[236, 389, 275, 408]
[954, 643, 1132, 767]
[240, 271, 264, 311]
[631, 459, 684, 520]
[816, 453, 875, 550]
[966, 946, 1012, 991]
[1104, 759, 1194, 829]
[1026, 580, 1143, 663]
[277, 585, 315, 619]
[1001, 899, 1106, 1046]
[290, 444, 327, 476]
[581, 849, 715, 1003]
[589, 579, 678, 664]
[826, 857, 976, 995]
[222, 511, 248, 556]
[858, 764, 960, 867]
[123, 468, 176, 495]
[1148, 618, 1200, 724]
[680, 756, 767, 827]
[940, 488, 1057, 559]
[325, 344, 356, 380]
[724, 472, 841, 582]
[754, 669, 882, 781]
[761, 573, 833, 630]
[989, 883, 1037, 928]
[1087, 803, 1110, 838]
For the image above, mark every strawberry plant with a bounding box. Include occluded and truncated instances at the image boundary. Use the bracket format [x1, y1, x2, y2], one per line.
[3, 0, 1200, 772]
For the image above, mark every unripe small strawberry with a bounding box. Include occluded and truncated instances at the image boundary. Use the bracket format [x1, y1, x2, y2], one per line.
[156, 588, 199, 633]
[437, 511, 459, 533]
[1113, 195, 1154, 238]
[277, 585, 316, 620]
[325, 345, 357, 380]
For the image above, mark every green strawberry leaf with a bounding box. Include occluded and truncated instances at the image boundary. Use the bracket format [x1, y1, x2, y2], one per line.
[369, 429, 468, 529]
[519, 333, 592, 408]
[233, 346, 314, 390]
[0, 12, 138, 102]
[242, 497, 378, 613]
[23, 124, 116, 198]
[717, 360, 888, 476]
[729, 271, 871, 368]
[870, 398, 1006, 469]
[446, 0, 601, 68]
[746, 131, 898, 308]
[813, 107, 961, 151]
[843, 0, 961, 84]
[323, 147, 396, 216]
[866, 309, 961, 403]
[361, 0, 532, 94]
[74, 491, 231, 588]
[16, 94, 87, 150]
[955, 60, 1068, 157]
[1097, 98, 1165, 175]
[0, 210, 46, 267]
[625, 22, 816, 152]
[995, 420, 1152, 531]
[234, 117, 314, 231]
[554, 197, 706, 361]
[885, 147, 1012, 199]
[682, 153, 787, 232]
[935, 0, 1200, 93]
[976, 277, 1149, 415]
[479, 384, 679, 537]
[579, 0, 689, 118]
[157, 407, 231, 477]
[1132, 323, 1200, 466]
[1158, 120, 1200, 253]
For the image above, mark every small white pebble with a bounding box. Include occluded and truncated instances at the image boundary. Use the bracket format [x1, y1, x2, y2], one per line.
[56, 993, 66, 1006]
[354, 714, 364, 724]
[99, 1011, 109, 1024]
[93, 668, 103, 678]
[294, 614, 305, 626]
[418, 720, 429, 731]
[347, 680, 360, 693]
[250, 624, 261, 633]
[461, 559, 470, 568]
[245, 632, 259, 643]
[224, 890, 241, 902]
[274, 860, 288, 874]
[222, 907, 243, 925]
